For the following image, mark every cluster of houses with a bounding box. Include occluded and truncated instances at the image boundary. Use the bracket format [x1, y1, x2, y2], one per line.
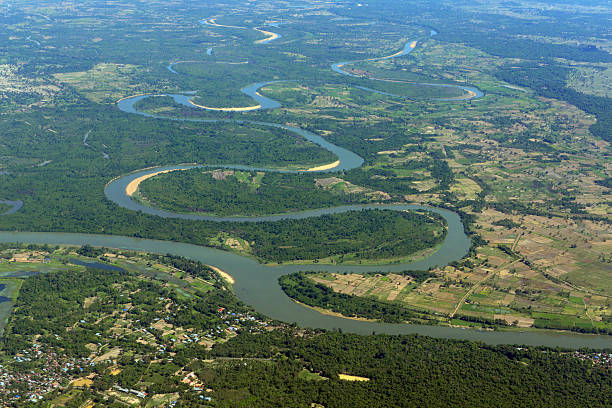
[112, 385, 146, 399]
[0, 305, 272, 405]
[0, 346, 92, 404]
[572, 351, 612, 368]
[6, 251, 50, 263]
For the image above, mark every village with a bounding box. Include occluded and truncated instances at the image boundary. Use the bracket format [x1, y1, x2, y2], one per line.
[0, 245, 274, 406]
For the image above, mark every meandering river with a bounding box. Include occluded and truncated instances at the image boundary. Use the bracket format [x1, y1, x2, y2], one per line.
[0, 231, 609, 348]
[0, 200, 23, 216]
[2, 24, 609, 348]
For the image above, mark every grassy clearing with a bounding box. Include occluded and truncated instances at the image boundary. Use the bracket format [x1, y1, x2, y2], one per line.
[298, 369, 328, 381]
[53, 63, 145, 103]
[567, 65, 612, 98]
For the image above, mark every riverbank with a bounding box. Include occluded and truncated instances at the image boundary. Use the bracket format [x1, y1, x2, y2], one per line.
[209, 265, 235, 285]
[291, 298, 378, 323]
[200, 18, 246, 29]
[264, 242, 443, 266]
[188, 99, 261, 111]
[125, 168, 188, 197]
[254, 28, 280, 44]
[306, 160, 340, 172]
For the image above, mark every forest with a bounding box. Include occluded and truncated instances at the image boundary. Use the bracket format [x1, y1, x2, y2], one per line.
[235, 209, 447, 263]
[137, 169, 369, 217]
[193, 330, 611, 408]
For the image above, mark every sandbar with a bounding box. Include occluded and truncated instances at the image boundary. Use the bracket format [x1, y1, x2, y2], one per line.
[188, 99, 261, 111]
[125, 168, 185, 196]
[307, 160, 340, 172]
[203, 18, 246, 29]
[254, 28, 280, 44]
[209, 265, 235, 285]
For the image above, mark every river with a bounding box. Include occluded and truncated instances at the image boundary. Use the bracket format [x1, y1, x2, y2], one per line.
[0, 200, 23, 216]
[2, 26, 609, 349]
[0, 231, 609, 348]
[331, 34, 484, 100]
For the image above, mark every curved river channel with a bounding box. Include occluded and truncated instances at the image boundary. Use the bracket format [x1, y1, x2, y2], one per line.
[3, 26, 610, 348]
[1, 230, 609, 348]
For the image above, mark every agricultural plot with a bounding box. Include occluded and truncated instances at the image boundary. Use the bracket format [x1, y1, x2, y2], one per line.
[54, 63, 151, 103]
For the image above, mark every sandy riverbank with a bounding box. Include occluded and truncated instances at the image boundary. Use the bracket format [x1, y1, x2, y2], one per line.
[125, 168, 185, 196]
[209, 265, 235, 285]
[188, 99, 261, 111]
[254, 28, 280, 44]
[382, 41, 417, 59]
[203, 18, 246, 29]
[124, 158, 341, 200]
[306, 160, 340, 172]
